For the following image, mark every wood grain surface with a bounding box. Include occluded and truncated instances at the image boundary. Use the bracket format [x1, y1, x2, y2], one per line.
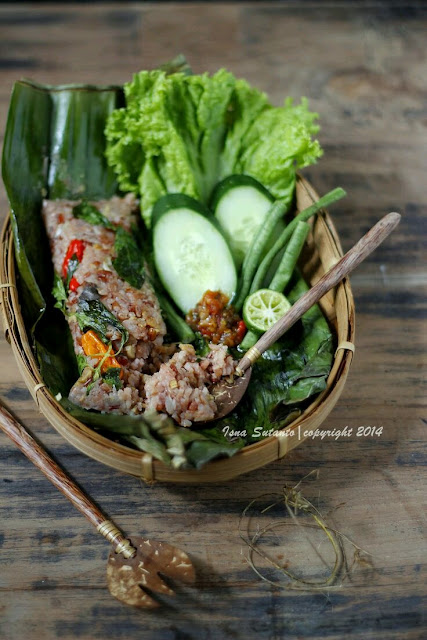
[0, 3, 426, 639]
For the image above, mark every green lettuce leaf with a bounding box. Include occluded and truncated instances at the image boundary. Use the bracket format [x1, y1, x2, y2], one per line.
[106, 69, 236, 225]
[105, 70, 322, 226]
[236, 97, 323, 205]
[219, 78, 269, 179]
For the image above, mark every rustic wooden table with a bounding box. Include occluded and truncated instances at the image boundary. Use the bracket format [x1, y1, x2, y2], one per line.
[0, 3, 425, 639]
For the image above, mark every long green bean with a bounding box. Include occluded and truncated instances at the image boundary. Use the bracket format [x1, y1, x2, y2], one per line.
[239, 206, 337, 352]
[156, 291, 195, 343]
[240, 329, 258, 350]
[269, 221, 310, 292]
[249, 187, 346, 295]
[240, 223, 309, 351]
[234, 200, 288, 311]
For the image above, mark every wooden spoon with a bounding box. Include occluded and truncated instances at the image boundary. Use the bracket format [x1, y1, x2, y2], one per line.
[208, 211, 401, 421]
[0, 404, 195, 608]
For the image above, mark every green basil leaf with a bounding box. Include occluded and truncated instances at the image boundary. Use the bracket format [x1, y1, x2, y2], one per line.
[193, 332, 209, 357]
[72, 200, 116, 230]
[75, 298, 129, 351]
[76, 353, 87, 375]
[52, 272, 67, 314]
[103, 367, 123, 390]
[112, 227, 145, 289]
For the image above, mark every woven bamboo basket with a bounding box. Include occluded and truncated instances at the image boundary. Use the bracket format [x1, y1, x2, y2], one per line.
[0, 174, 355, 483]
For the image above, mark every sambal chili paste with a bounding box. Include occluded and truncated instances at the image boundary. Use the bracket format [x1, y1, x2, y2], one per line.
[186, 290, 246, 347]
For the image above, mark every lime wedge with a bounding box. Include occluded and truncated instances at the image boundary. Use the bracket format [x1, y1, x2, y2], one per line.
[243, 289, 291, 334]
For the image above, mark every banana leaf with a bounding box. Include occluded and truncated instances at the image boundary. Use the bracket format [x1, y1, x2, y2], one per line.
[1, 68, 334, 470]
[2, 79, 122, 329]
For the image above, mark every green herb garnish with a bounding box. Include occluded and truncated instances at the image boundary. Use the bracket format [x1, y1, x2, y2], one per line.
[52, 272, 67, 314]
[193, 332, 209, 357]
[75, 298, 129, 353]
[72, 200, 116, 230]
[103, 367, 123, 390]
[112, 226, 145, 289]
[76, 353, 87, 375]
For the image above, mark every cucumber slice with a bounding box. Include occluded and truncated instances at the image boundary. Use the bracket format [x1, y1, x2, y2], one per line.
[211, 175, 274, 268]
[152, 194, 237, 313]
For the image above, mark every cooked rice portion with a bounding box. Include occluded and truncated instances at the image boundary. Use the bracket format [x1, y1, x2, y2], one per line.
[144, 343, 235, 426]
[42, 195, 236, 426]
[67, 341, 178, 415]
[42, 194, 139, 275]
[43, 195, 167, 411]
[42, 194, 165, 348]
[69, 376, 145, 415]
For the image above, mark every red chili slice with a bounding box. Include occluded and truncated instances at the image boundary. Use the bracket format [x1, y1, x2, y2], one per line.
[68, 276, 81, 292]
[236, 320, 247, 343]
[62, 239, 85, 279]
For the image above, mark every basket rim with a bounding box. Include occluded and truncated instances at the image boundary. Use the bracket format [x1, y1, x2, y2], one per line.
[0, 175, 355, 481]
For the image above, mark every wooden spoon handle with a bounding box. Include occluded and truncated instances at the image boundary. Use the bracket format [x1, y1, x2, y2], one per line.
[238, 211, 401, 373]
[0, 403, 134, 557]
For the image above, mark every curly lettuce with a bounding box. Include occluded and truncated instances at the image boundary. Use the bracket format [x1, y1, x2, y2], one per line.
[105, 68, 322, 226]
[235, 97, 322, 204]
